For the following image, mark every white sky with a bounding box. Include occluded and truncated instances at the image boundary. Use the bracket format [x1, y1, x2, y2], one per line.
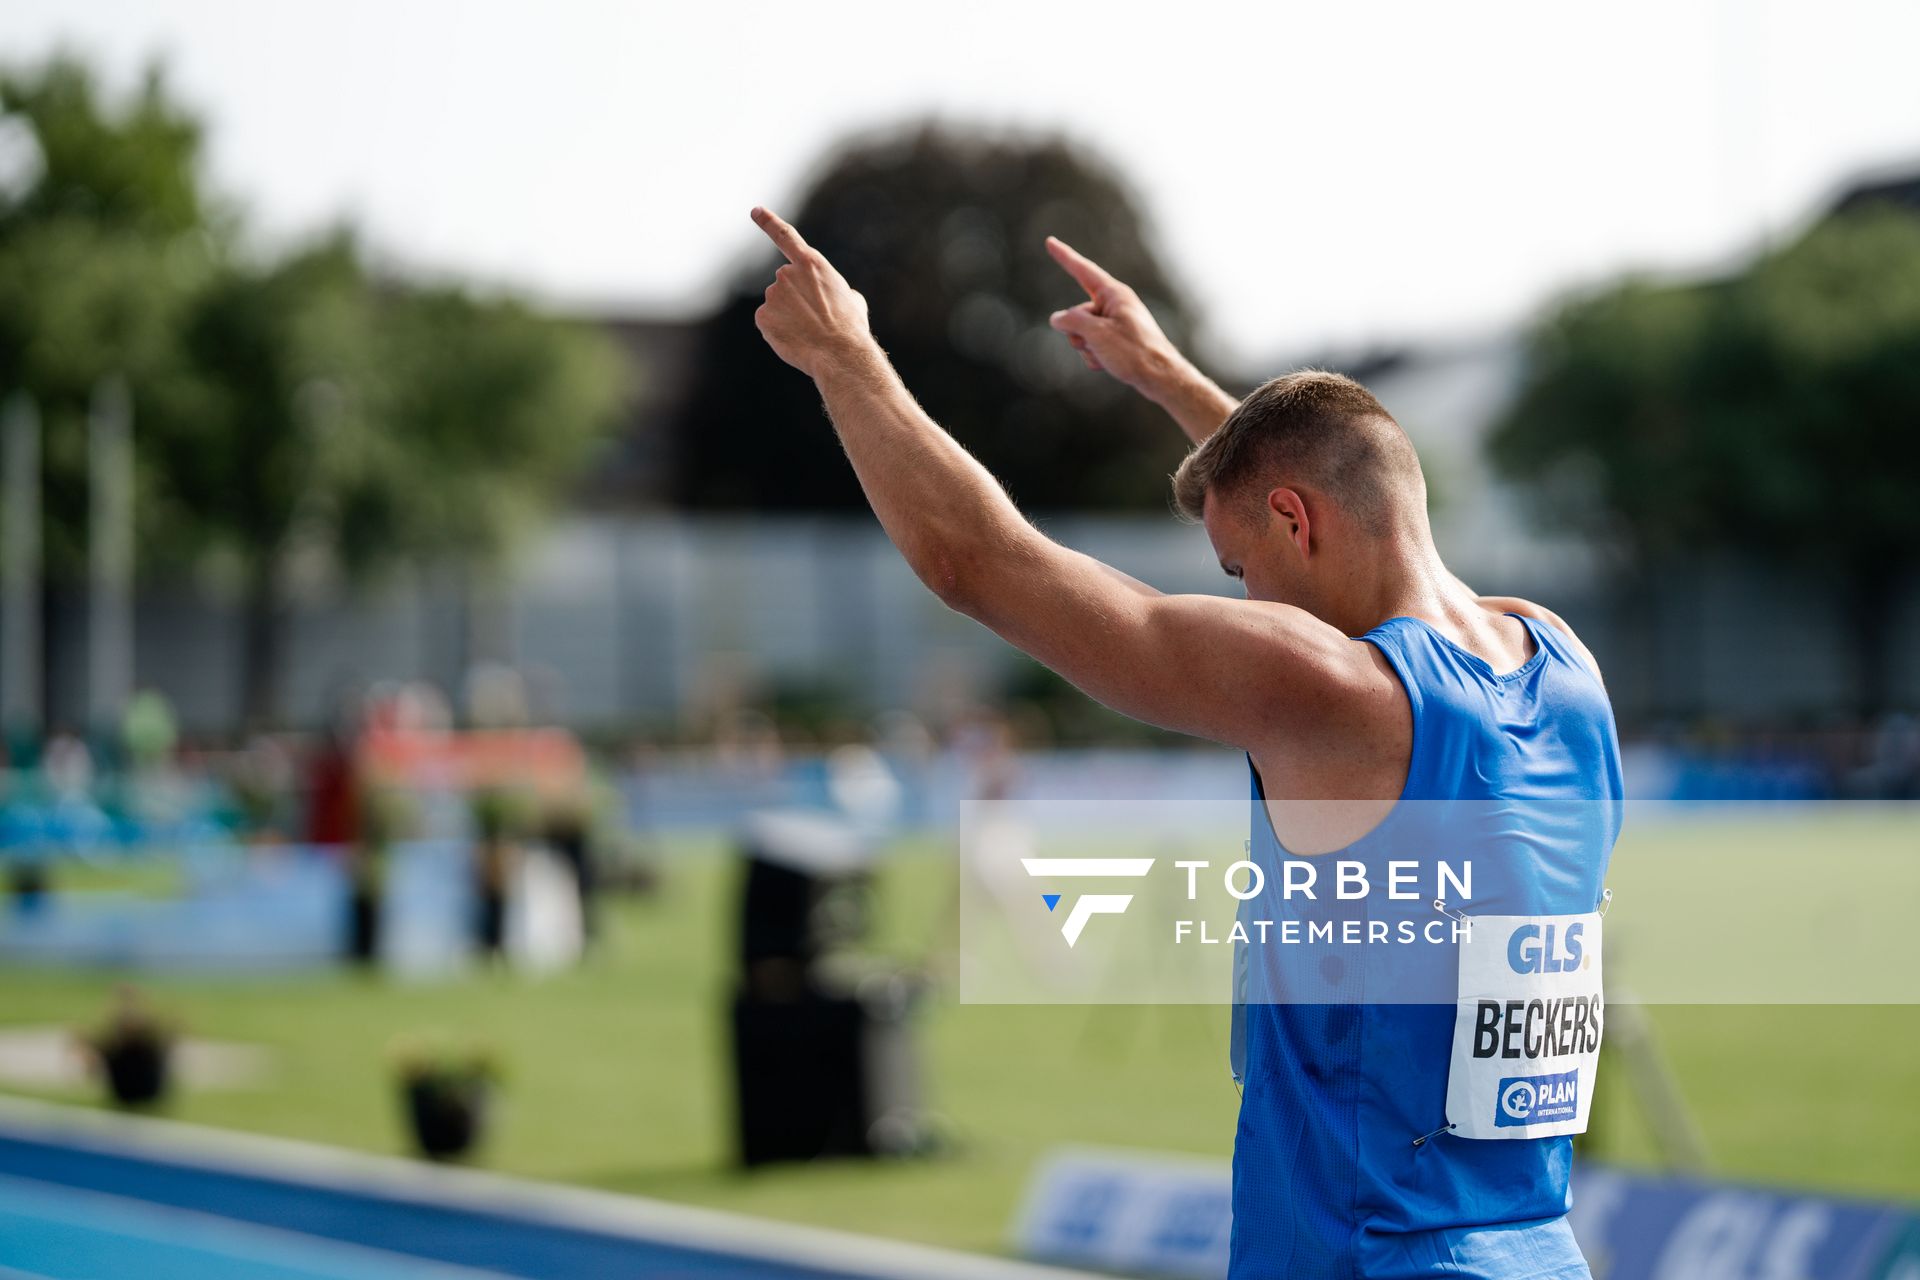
[4, 0, 1917, 365]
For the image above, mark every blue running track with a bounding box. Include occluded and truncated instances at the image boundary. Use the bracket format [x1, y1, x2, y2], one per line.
[0, 1100, 1086, 1280]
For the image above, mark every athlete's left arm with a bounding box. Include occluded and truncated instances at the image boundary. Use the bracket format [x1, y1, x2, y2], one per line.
[746, 207, 1365, 749]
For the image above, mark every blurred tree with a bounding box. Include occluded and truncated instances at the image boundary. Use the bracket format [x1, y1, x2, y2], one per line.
[0, 57, 208, 240]
[151, 235, 376, 724]
[0, 55, 218, 576]
[672, 124, 1213, 511]
[0, 56, 215, 734]
[155, 241, 627, 726]
[0, 217, 209, 573]
[351, 285, 629, 575]
[1490, 207, 1920, 713]
[0, 55, 626, 729]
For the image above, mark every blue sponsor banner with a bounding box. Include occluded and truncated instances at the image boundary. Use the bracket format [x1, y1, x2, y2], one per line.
[1013, 1149, 1230, 1280]
[1015, 1148, 1920, 1280]
[1570, 1165, 1920, 1280]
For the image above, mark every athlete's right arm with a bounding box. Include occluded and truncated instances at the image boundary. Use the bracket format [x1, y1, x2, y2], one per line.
[947, 543, 1394, 754]
[748, 207, 1385, 757]
[1045, 238, 1239, 445]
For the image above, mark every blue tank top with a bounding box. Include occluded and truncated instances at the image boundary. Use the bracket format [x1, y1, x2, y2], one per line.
[1229, 613, 1623, 1279]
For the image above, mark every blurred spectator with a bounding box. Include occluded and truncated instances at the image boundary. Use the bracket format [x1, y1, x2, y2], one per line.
[41, 731, 94, 801]
[471, 788, 530, 961]
[230, 736, 294, 843]
[344, 786, 408, 967]
[119, 690, 191, 838]
[307, 691, 366, 848]
[121, 691, 178, 765]
[543, 793, 598, 948]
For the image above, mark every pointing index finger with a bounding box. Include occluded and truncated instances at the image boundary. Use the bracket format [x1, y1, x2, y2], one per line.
[752, 206, 812, 264]
[1046, 236, 1119, 300]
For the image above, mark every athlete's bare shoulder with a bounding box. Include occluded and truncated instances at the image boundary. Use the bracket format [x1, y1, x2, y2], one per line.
[1475, 595, 1603, 684]
[1249, 635, 1413, 840]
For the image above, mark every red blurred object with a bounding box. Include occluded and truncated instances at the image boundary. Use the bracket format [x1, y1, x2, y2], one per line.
[306, 740, 359, 847]
[357, 726, 587, 796]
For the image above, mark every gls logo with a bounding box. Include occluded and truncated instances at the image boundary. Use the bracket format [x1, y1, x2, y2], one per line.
[1021, 858, 1155, 947]
[1507, 922, 1588, 974]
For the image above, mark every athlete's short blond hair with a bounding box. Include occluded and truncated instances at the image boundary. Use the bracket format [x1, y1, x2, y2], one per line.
[1172, 371, 1425, 534]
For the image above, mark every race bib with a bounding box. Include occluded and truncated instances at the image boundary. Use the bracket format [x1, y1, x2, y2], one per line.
[1444, 913, 1603, 1140]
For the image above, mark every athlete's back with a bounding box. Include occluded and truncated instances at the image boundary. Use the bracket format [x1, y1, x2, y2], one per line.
[1231, 610, 1624, 1279]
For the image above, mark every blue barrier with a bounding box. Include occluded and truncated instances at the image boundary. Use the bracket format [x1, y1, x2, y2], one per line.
[1012, 1147, 1920, 1279]
[1570, 1164, 1920, 1280]
[0, 843, 475, 974]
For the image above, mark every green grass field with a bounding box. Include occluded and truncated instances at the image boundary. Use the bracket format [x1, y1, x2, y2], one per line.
[2, 811, 1917, 1257]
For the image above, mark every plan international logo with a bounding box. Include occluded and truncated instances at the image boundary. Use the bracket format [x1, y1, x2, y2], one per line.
[1495, 1069, 1580, 1127]
[1021, 858, 1155, 946]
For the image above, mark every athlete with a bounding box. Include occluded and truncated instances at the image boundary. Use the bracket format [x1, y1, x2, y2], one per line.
[748, 205, 1621, 1278]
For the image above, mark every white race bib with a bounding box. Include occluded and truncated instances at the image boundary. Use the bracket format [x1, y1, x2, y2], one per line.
[1444, 912, 1603, 1140]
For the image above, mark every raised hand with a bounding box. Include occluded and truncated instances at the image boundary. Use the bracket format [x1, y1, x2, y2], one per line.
[751, 207, 875, 379]
[1047, 235, 1238, 444]
[1046, 237, 1180, 392]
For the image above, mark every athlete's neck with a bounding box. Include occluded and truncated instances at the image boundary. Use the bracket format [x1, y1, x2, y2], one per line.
[1326, 540, 1472, 638]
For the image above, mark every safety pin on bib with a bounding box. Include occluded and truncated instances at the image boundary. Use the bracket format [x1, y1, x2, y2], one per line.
[1432, 898, 1473, 941]
[1598, 888, 1613, 917]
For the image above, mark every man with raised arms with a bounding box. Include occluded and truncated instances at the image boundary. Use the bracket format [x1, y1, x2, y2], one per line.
[746, 205, 1621, 1279]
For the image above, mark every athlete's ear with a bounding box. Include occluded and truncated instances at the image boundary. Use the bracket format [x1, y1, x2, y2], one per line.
[1267, 487, 1311, 558]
